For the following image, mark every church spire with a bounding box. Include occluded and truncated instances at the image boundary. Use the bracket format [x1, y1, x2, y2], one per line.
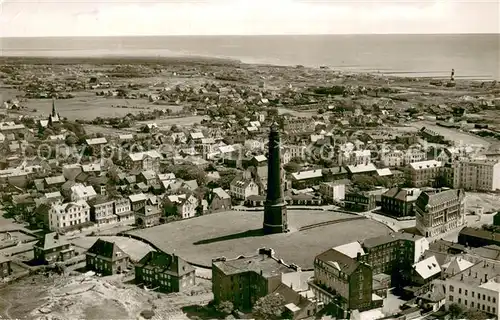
[52, 98, 57, 117]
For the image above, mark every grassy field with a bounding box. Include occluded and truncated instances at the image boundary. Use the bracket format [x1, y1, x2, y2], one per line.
[128, 210, 391, 269]
[22, 92, 180, 121]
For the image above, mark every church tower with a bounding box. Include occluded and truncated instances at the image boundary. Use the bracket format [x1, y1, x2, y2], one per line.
[263, 122, 288, 234]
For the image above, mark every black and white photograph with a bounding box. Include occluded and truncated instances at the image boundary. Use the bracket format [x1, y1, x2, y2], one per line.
[0, 0, 499, 319]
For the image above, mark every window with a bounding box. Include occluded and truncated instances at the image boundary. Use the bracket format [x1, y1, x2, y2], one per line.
[450, 285, 454, 292]
[483, 294, 486, 300]
[472, 292, 475, 298]
[493, 307, 496, 314]
[483, 305, 485, 311]
[458, 298, 461, 304]
[465, 300, 467, 306]
[465, 290, 468, 296]
[488, 296, 491, 302]
[471, 302, 474, 308]
[487, 306, 490, 313]
[459, 288, 462, 294]
[449, 296, 454, 302]
[494, 297, 497, 303]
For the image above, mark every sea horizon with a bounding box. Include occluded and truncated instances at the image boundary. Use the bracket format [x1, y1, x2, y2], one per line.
[1, 34, 498, 80]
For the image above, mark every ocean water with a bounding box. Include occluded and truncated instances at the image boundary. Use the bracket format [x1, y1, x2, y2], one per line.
[0, 34, 498, 80]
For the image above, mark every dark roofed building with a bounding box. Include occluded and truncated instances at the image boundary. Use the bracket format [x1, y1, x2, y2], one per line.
[381, 187, 421, 218]
[33, 232, 75, 264]
[212, 248, 298, 311]
[310, 248, 374, 318]
[135, 251, 195, 293]
[458, 227, 500, 248]
[86, 239, 129, 275]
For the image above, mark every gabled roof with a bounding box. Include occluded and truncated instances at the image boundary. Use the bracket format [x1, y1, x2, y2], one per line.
[291, 169, 323, 181]
[129, 193, 148, 203]
[86, 137, 108, 145]
[315, 248, 363, 276]
[128, 150, 162, 161]
[212, 187, 231, 200]
[333, 241, 365, 259]
[137, 251, 194, 277]
[86, 238, 128, 261]
[409, 160, 443, 170]
[443, 257, 474, 276]
[44, 175, 65, 185]
[35, 232, 70, 251]
[347, 163, 377, 174]
[413, 256, 441, 280]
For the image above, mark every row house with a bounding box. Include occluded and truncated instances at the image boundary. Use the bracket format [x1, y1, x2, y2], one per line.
[89, 196, 117, 225]
[49, 200, 91, 232]
[114, 196, 135, 223]
[129, 193, 148, 212]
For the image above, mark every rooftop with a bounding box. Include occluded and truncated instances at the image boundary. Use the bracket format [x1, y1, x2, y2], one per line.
[213, 250, 295, 278]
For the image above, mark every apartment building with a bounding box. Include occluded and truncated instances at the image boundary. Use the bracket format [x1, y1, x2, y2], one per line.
[437, 259, 500, 318]
[230, 177, 259, 200]
[126, 150, 162, 172]
[319, 181, 346, 203]
[453, 159, 500, 192]
[310, 248, 374, 319]
[70, 183, 97, 202]
[381, 187, 422, 218]
[89, 196, 117, 225]
[409, 160, 444, 187]
[114, 196, 134, 223]
[49, 200, 91, 232]
[415, 188, 466, 238]
[86, 239, 129, 275]
[212, 248, 298, 311]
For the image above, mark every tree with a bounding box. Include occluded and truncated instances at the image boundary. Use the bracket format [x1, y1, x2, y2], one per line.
[352, 175, 377, 191]
[252, 293, 286, 320]
[215, 301, 234, 316]
[284, 162, 301, 173]
[463, 309, 490, 320]
[448, 303, 464, 319]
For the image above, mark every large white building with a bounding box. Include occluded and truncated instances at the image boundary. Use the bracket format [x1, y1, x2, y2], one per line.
[453, 159, 500, 192]
[49, 200, 90, 232]
[435, 259, 500, 318]
[319, 181, 346, 202]
[70, 184, 97, 202]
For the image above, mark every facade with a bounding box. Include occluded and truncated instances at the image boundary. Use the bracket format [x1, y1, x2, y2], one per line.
[49, 200, 91, 232]
[89, 197, 117, 225]
[310, 248, 373, 318]
[207, 187, 232, 213]
[344, 191, 377, 212]
[114, 196, 135, 223]
[453, 159, 500, 192]
[458, 227, 500, 248]
[86, 239, 129, 275]
[212, 248, 298, 311]
[129, 193, 148, 212]
[263, 123, 288, 234]
[126, 150, 162, 172]
[415, 188, 466, 238]
[438, 259, 500, 318]
[135, 251, 195, 293]
[409, 160, 444, 187]
[381, 187, 421, 218]
[164, 194, 199, 219]
[291, 169, 324, 189]
[33, 233, 75, 264]
[0, 255, 12, 278]
[230, 177, 259, 200]
[135, 205, 161, 228]
[70, 184, 97, 202]
[319, 182, 346, 203]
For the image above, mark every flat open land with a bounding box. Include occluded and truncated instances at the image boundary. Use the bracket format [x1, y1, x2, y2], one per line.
[22, 92, 180, 121]
[127, 210, 392, 269]
[410, 121, 491, 148]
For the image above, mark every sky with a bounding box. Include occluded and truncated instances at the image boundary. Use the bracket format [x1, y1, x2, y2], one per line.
[0, 0, 498, 37]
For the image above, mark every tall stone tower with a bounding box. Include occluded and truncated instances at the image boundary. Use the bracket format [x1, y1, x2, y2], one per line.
[263, 122, 288, 234]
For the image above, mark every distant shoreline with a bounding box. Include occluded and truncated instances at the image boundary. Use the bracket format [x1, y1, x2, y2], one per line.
[0, 55, 495, 83]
